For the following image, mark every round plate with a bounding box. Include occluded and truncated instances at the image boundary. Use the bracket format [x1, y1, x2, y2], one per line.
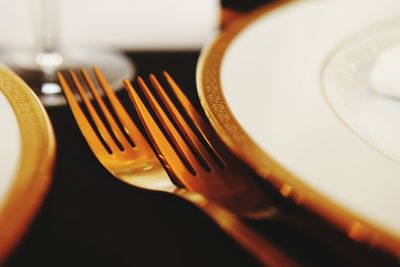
[0, 65, 55, 263]
[197, 0, 400, 256]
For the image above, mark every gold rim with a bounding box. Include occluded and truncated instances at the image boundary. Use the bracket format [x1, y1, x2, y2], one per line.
[197, 0, 400, 257]
[0, 65, 55, 264]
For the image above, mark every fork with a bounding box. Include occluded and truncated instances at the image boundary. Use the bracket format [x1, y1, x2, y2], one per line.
[126, 72, 279, 217]
[57, 67, 298, 267]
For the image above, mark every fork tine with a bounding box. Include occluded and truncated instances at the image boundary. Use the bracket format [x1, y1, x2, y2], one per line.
[160, 72, 224, 165]
[68, 70, 120, 153]
[163, 71, 204, 125]
[137, 77, 207, 174]
[80, 68, 131, 150]
[57, 72, 111, 156]
[92, 67, 154, 157]
[124, 79, 196, 185]
[149, 74, 219, 170]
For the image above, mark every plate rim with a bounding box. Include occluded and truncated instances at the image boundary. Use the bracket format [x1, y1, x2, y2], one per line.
[197, 0, 400, 257]
[0, 65, 55, 263]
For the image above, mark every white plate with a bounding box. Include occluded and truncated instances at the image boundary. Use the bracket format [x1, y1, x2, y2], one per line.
[0, 65, 55, 263]
[197, 0, 400, 256]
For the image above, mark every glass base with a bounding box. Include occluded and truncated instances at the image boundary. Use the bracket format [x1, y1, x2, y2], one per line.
[0, 48, 134, 106]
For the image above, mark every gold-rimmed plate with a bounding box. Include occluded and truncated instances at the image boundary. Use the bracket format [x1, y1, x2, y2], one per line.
[197, 0, 400, 258]
[0, 65, 55, 263]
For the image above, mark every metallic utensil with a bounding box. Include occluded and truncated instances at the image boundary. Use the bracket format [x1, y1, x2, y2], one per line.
[127, 72, 277, 217]
[58, 67, 298, 267]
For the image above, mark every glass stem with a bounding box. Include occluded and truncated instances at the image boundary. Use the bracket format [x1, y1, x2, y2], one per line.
[34, 0, 63, 81]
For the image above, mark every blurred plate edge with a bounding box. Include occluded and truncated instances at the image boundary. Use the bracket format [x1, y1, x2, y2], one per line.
[0, 64, 56, 265]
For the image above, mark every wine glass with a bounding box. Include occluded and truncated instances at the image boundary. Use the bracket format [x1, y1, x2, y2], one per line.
[0, 0, 134, 106]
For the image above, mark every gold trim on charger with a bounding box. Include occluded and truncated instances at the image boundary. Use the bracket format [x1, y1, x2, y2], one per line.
[197, 0, 400, 258]
[0, 65, 55, 264]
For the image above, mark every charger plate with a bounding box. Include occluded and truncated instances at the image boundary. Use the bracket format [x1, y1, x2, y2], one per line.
[0, 65, 55, 263]
[197, 0, 400, 257]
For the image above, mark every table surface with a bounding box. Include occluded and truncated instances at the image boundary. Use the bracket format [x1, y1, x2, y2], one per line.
[4, 51, 400, 267]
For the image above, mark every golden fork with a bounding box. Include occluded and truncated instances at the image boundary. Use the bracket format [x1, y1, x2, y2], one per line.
[57, 67, 298, 267]
[126, 72, 276, 216]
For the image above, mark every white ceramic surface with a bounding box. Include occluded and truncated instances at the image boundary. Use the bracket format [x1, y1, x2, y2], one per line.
[209, 0, 400, 239]
[0, 91, 21, 209]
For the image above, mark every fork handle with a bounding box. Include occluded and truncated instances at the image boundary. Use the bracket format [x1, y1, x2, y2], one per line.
[174, 189, 299, 267]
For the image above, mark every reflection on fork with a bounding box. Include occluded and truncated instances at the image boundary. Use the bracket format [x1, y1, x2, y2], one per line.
[58, 67, 171, 190]
[57, 67, 298, 267]
[126, 72, 276, 216]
